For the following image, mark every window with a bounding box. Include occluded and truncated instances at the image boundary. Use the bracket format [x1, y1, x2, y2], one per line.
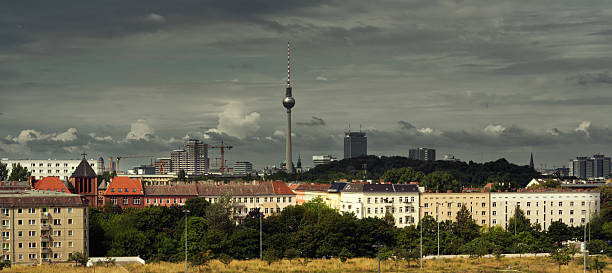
[68, 242, 73, 247]
[173, 198, 177, 203]
[53, 242, 61, 248]
[53, 208, 61, 214]
[570, 210, 574, 215]
[0, 208, 8, 216]
[17, 231, 22, 237]
[28, 242, 36, 248]
[581, 201, 585, 206]
[458, 203, 462, 207]
[424, 212, 429, 216]
[570, 218, 574, 223]
[68, 230, 73, 236]
[482, 220, 486, 225]
[17, 208, 22, 214]
[492, 202, 497, 207]
[118, 188, 122, 192]
[1, 220, 8, 227]
[424, 203, 428, 208]
[481, 202, 486, 208]
[29, 254, 36, 259]
[581, 218, 585, 223]
[367, 198, 371, 204]
[18, 243, 22, 249]
[492, 211, 497, 216]
[27, 219, 35, 225]
[283, 197, 286, 203]
[111, 197, 117, 205]
[526, 202, 531, 207]
[289, 197, 292, 203]
[558, 210, 562, 215]
[17, 220, 22, 225]
[134, 198, 140, 205]
[399, 197, 403, 202]
[53, 253, 62, 259]
[367, 208, 371, 214]
[276, 208, 280, 213]
[527, 210, 530, 215]
[1, 232, 9, 239]
[447, 212, 451, 216]
[375, 208, 378, 214]
[399, 217, 403, 224]
[492, 219, 497, 225]
[277, 197, 280, 203]
[481, 211, 486, 216]
[53, 219, 61, 225]
[375, 198, 378, 204]
[53, 230, 62, 236]
[559, 202, 562, 206]
[28, 208, 36, 214]
[124, 188, 128, 192]
[123, 198, 128, 205]
[570, 202, 574, 206]
[18, 254, 22, 260]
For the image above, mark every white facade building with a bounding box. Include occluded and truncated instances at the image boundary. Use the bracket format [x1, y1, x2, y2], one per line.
[490, 191, 600, 230]
[0, 158, 99, 181]
[339, 183, 421, 227]
[233, 161, 254, 175]
[312, 155, 338, 167]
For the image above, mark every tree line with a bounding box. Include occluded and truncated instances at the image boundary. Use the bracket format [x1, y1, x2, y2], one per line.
[88, 187, 612, 264]
[268, 156, 539, 189]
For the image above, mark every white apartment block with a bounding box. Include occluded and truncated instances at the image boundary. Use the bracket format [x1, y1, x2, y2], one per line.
[1, 159, 99, 181]
[339, 183, 421, 227]
[490, 191, 600, 230]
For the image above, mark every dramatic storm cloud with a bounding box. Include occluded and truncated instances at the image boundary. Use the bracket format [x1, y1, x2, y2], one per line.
[2, 0, 612, 169]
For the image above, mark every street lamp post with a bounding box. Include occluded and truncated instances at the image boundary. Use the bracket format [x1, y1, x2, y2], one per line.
[420, 212, 423, 270]
[436, 203, 439, 257]
[372, 244, 383, 273]
[260, 207, 263, 259]
[183, 209, 190, 273]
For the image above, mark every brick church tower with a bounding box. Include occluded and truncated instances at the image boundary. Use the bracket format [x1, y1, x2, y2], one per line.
[69, 154, 99, 207]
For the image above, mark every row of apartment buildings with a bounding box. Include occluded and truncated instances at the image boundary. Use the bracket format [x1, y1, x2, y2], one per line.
[292, 182, 601, 231]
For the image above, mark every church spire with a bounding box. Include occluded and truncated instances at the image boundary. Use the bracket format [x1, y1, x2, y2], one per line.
[529, 153, 534, 169]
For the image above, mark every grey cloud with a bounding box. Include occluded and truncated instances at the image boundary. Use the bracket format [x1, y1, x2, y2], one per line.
[297, 116, 326, 126]
[398, 121, 415, 130]
[567, 71, 612, 85]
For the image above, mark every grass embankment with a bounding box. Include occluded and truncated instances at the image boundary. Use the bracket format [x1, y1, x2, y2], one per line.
[2, 256, 610, 272]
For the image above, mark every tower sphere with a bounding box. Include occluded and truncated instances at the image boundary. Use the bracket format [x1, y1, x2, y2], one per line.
[283, 96, 295, 109]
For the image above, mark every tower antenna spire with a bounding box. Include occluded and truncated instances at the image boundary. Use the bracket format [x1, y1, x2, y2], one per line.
[287, 41, 291, 88]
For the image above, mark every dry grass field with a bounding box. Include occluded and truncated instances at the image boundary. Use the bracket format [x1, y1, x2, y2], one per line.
[1, 256, 610, 272]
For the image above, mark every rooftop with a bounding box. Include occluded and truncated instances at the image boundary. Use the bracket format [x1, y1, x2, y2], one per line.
[0, 190, 87, 207]
[104, 177, 143, 195]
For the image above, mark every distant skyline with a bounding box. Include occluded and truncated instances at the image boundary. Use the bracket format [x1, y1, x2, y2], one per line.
[2, 1, 612, 170]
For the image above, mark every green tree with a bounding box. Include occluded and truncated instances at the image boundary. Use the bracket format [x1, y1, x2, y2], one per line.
[454, 205, 479, 243]
[262, 249, 280, 265]
[549, 246, 573, 273]
[218, 253, 232, 267]
[591, 255, 607, 273]
[177, 169, 186, 181]
[507, 206, 532, 234]
[0, 162, 8, 180]
[421, 171, 459, 192]
[587, 239, 607, 254]
[547, 221, 570, 246]
[8, 163, 29, 181]
[338, 247, 352, 263]
[204, 193, 234, 231]
[108, 229, 147, 256]
[68, 252, 89, 266]
[384, 211, 395, 225]
[459, 237, 494, 258]
[380, 167, 424, 183]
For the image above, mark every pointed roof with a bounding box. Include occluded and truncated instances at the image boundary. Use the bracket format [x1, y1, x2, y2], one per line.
[529, 153, 534, 169]
[33, 177, 70, 193]
[104, 177, 143, 195]
[71, 157, 97, 178]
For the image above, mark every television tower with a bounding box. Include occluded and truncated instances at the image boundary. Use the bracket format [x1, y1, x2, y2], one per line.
[283, 41, 295, 173]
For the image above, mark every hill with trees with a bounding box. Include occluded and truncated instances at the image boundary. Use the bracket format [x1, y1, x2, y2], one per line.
[269, 156, 539, 190]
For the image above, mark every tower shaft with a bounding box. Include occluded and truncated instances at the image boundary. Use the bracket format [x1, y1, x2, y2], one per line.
[286, 109, 293, 173]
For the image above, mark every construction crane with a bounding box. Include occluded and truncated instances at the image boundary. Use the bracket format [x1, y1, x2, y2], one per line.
[210, 140, 232, 174]
[115, 155, 153, 174]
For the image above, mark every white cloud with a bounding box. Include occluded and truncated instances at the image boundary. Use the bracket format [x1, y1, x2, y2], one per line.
[273, 130, 285, 137]
[316, 76, 328, 81]
[11, 129, 51, 143]
[88, 133, 114, 142]
[126, 119, 155, 141]
[207, 102, 261, 139]
[417, 127, 441, 136]
[143, 13, 166, 23]
[53, 128, 78, 142]
[484, 124, 506, 135]
[575, 121, 591, 136]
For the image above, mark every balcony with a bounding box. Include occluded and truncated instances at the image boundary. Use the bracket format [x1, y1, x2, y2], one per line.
[40, 212, 51, 219]
[40, 247, 52, 253]
[40, 235, 51, 241]
[40, 224, 51, 230]
[41, 258, 52, 263]
[2, 236, 9, 241]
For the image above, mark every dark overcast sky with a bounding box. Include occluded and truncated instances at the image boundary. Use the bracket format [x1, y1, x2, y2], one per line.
[2, 0, 612, 170]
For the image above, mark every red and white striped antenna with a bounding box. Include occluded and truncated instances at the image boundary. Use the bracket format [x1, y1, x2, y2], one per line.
[287, 41, 291, 88]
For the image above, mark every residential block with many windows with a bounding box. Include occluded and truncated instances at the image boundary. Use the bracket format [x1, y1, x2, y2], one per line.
[0, 190, 88, 265]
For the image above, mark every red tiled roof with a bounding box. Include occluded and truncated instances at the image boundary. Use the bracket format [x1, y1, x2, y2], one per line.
[104, 177, 143, 195]
[294, 183, 330, 192]
[33, 177, 70, 193]
[269, 181, 295, 195]
[144, 184, 198, 196]
[197, 184, 259, 196]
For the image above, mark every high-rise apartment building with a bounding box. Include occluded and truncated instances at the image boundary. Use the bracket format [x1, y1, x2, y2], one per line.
[344, 132, 367, 159]
[0, 190, 88, 265]
[170, 139, 209, 175]
[569, 154, 611, 179]
[154, 158, 171, 174]
[409, 148, 436, 161]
